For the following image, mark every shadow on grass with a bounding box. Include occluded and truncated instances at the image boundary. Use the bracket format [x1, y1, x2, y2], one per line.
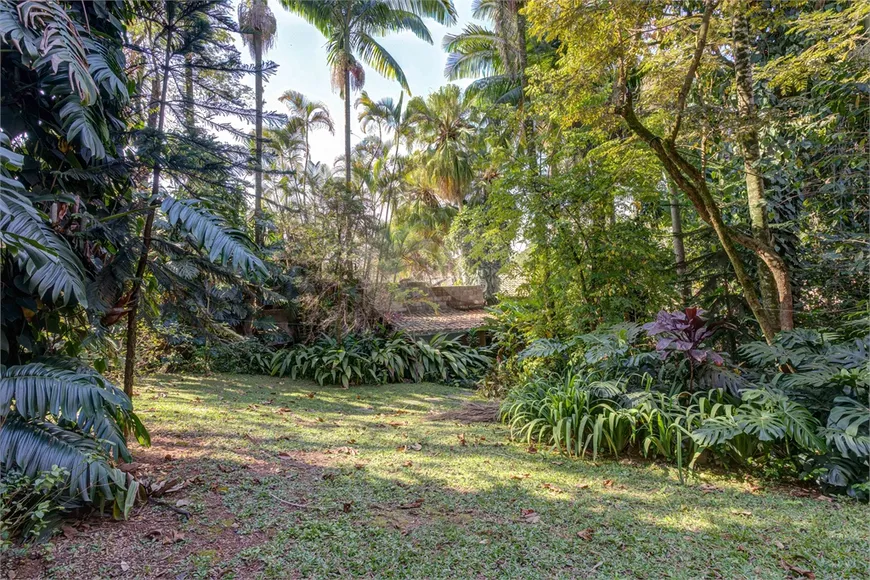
[29, 373, 866, 580]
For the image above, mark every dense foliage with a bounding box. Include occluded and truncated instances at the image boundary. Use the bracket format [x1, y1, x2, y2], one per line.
[1, 0, 866, 545]
[269, 332, 492, 388]
[497, 311, 869, 497]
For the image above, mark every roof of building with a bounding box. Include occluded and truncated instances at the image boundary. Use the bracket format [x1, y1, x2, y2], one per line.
[391, 306, 489, 335]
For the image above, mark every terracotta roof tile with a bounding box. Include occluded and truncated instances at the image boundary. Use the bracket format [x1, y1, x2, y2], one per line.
[392, 307, 489, 335]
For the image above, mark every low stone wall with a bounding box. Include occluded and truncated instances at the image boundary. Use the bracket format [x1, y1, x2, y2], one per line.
[430, 286, 486, 310]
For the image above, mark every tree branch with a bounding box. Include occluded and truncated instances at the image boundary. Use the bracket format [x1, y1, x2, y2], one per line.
[668, 0, 716, 144]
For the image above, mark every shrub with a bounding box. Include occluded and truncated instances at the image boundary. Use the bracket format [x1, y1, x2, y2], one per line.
[269, 332, 492, 387]
[0, 360, 149, 541]
[495, 309, 869, 497]
[0, 467, 70, 547]
[207, 339, 275, 375]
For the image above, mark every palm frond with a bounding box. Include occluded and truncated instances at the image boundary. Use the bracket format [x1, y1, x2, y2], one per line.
[0, 414, 125, 503]
[0, 147, 88, 306]
[160, 196, 267, 277]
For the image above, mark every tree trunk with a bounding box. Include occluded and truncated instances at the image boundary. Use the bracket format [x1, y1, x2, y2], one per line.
[254, 32, 264, 246]
[514, 0, 536, 168]
[147, 74, 161, 129]
[184, 52, 195, 132]
[732, 8, 793, 332]
[666, 174, 691, 305]
[124, 15, 174, 397]
[344, 63, 352, 189]
[618, 94, 778, 342]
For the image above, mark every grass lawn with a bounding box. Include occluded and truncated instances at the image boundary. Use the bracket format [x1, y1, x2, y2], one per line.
[8, 374, 867, 579]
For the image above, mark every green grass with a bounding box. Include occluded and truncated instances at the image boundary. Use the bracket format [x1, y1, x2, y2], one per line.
[32, 374, 870, 578]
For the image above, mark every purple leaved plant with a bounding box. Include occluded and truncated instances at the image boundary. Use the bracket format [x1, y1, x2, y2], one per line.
[643, 308, 725, 390]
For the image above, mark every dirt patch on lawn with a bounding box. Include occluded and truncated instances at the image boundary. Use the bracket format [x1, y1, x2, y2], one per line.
[429, 401, 501, 423]
[3, 492, 273, 579]
[2, 434, 337, 579]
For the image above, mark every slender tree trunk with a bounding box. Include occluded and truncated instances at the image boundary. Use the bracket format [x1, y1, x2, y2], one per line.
[732, 8, 792, 332]
[666, 174, 691, 305]
[148, 75, 161, 129]
[124, 17, 174, 397]
[254, 32, 264, 246]
[344, 63, 352, 189]
[301, 129, 310, 224]
[515, 0, 535, 165]
[184, 52, 195, 132]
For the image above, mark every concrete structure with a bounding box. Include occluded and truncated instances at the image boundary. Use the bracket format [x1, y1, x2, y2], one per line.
[390, 282, 489, 339]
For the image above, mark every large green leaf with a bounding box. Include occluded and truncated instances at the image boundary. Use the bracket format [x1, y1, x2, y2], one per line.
[160, 196, 267, 277]
[0, 143, 88, 306]
[0, 414, 126, 502]
[0, 363, 140, 458]
[825, 397, 870, 457]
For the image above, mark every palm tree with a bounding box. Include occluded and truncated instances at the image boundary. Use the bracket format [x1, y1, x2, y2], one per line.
[443, 0, 544, 159]
[406, 84, 477, 207]
[239, 0, 277, 246]
[278, 0, 457, 189]
[442, 0, 525, 105]
[279, 90, 335, 203]
[356, 91, 409, 226]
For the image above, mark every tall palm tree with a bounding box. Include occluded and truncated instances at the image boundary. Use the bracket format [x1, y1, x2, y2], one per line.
[278, 0, 457, 189]
[356, 91, 409, 226]
[443, 0, 546, 159]
[279, 90, 335, 201]
[239, 0, 277, 246]
[406, 84, 476, 207]
[442, 0, 524, 104]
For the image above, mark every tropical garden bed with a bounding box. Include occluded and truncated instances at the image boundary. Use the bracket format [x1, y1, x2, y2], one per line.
[3, 374, 866, 579]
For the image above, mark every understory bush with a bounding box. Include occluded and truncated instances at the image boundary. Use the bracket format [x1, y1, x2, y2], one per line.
[0, 360, 150, 542]
[269, 332, 492, 388]
[496, 309, 869, 498]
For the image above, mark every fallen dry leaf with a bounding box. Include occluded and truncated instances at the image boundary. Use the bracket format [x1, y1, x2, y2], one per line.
[409, 442, 422, 451]
[774, 541, 786, 550]
[307, 392, 316, 398]
[541, 483, 564, 493]
[458, 433, 467, 446]
[399, 498, 424, 509]
[577, 528, 594, 541]
[328, 446, 357, 455]
[699, 484, 722, 494]
[175, 498, 190, 508]
[780, 559, 815, 579]
[162, 530, 185, 545]
[603, 479, 614, 488]
[510, 473, 530, 480]
[731, 510, 752, 517]
[520, 509, 540, 524]
[61, 526, 77, 539]
[396, 445, 407, 452]
[575, 483, 590, 490]
[343, 502, 353, 513]
[403, 461, 413, 467]
[527, 445, 537, 454]
[121, 562, 130, 572]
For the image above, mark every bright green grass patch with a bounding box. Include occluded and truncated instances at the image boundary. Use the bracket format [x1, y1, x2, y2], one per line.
[43, 374, 870, 579]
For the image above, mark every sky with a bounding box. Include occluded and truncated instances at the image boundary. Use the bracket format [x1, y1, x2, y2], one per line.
[232, 0, 477, 166]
